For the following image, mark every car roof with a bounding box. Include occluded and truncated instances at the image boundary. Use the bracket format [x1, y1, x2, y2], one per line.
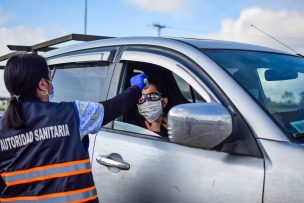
[177, 38, 289, 53]
[43, 36, 291, 58]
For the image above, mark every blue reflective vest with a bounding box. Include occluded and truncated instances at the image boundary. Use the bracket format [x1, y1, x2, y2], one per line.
[0, 101, 98, 203]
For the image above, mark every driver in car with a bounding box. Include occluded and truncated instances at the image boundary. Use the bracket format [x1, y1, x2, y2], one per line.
[136, 79, 169, 137]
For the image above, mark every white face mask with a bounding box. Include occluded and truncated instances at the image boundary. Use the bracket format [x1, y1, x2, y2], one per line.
[138, 100, 163, 123]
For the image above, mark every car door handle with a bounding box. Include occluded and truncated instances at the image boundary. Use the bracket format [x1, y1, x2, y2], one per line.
[96, 155, 130, 170]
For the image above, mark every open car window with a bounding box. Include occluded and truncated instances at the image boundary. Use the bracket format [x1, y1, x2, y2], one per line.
[112, 60, 207, 138]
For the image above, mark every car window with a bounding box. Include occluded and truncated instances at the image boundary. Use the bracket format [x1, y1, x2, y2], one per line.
[204, 49, 304, 138]
[112, 61, 207, 138]
[51, 62, 110, 102]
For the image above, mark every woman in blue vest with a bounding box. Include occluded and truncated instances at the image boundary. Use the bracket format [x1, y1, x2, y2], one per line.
[0, 53, 146, 202]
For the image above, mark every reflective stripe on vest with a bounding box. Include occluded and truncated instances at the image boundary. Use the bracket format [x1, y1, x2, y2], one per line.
[1, 159, 91, 186]
[0, 186, 97, 203]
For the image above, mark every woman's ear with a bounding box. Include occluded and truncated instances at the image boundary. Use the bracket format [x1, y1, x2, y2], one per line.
[162, 97, 168, 108]
[36, 78, 50, 102]
[38, 79, 48, 91]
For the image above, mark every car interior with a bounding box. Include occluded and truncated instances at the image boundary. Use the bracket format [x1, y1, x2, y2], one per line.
[119, 61, 205, 132]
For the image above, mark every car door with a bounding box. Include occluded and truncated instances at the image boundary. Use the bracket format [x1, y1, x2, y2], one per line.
[47, 47, 118, 158]
[91, 47, 265, 203]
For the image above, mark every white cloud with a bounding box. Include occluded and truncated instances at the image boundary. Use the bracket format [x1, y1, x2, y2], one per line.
[0, 25, 47, 97]
[0, 8, 48, 98]
[205, 7, 304, 54]
[0, 8, 47, 56]
[122, 0, 192, 14]
[0, 26, 48, 56]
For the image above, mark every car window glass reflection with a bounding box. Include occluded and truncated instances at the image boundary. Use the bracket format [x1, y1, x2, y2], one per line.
[52, 65, 109, 102]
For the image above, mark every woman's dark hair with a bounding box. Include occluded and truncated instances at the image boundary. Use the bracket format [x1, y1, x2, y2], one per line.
[3, 53, 49, 129]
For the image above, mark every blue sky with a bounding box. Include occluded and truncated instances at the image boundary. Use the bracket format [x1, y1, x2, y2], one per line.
[0, 0, 302, 36]
[0, 0, 304, 55]
[1, 0, 237, 37]
[0, 0, 304, 97]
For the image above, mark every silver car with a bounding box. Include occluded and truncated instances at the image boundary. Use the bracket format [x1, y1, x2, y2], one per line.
[1, 37, 304, 203]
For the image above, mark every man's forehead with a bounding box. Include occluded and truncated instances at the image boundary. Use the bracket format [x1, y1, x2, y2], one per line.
[142, 84, 158, 94]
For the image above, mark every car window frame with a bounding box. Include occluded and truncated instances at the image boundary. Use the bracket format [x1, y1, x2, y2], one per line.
[48, 47, 119, 102]
[120, 50, 218, 103]
[106, 46, 221, 135]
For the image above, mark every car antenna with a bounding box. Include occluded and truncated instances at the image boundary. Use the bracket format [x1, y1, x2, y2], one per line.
[251, 24, 303, 57]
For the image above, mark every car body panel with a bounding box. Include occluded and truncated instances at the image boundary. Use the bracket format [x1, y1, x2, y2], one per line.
[258, 139, 304, 203]
[92, 130, 264, 203]
[179, 38, 290, 54]
[43, 37, 290, 58]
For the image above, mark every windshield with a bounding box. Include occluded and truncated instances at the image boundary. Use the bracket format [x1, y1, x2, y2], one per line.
[203, 49, 304, 138]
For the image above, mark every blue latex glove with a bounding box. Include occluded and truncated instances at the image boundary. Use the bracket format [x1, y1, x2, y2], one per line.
[130, 73, 147, 90]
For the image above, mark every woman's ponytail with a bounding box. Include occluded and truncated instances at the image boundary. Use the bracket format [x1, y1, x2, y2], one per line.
[3, 95, 23, 129]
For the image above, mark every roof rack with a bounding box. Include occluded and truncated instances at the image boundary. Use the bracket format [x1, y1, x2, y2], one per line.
[0, 33, 113, 62]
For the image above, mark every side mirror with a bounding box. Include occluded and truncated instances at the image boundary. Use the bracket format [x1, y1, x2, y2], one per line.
[168, 103, 232, 149]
